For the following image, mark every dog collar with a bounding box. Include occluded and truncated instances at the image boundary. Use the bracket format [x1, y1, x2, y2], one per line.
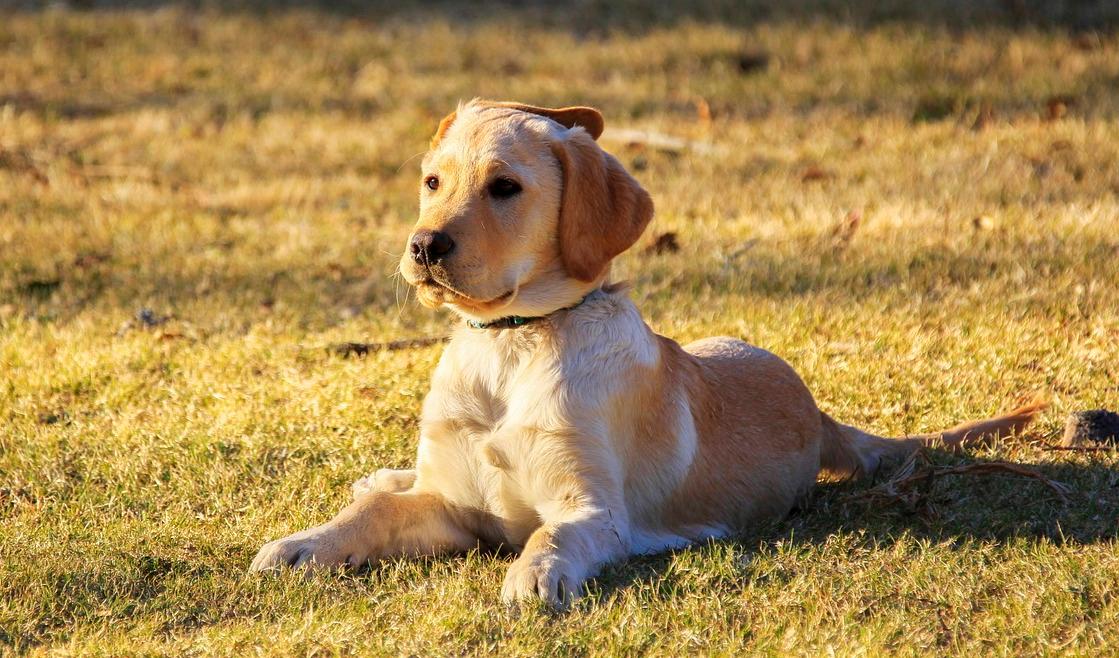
[466, 292, 596, 330]
[466, 315, 537, 330]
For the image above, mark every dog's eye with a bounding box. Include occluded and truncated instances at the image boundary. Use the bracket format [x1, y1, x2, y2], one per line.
[488, 177, 522, 199]
[423, 175, 439, 191]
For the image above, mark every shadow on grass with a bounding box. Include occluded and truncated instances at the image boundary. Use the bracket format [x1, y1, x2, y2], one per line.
[23, 0, 1119, 32]
[590, 450, 1119, 603]
[265, 450, 1119, 609]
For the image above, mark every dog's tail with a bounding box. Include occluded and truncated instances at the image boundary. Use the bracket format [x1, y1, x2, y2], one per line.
[818, 398, 1047, 480]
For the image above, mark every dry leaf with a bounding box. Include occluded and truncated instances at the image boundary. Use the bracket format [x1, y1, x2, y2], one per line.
[829, 210, 862, 252]
[694, 97, 712, 123]
[972, 103, 995, 131]
[972, 215, 995, 231]
[801, 165, 832, 183]
[1046, 95, 1075, 121]
[644, 232, 681, 255]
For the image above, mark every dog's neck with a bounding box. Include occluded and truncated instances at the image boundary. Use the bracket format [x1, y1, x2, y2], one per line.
[464, 291, 598, 330]
[443, 284, 648, 379]
[449, 262, 611, 326]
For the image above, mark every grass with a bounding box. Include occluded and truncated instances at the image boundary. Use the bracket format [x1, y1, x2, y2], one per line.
[2, 2, 1119, 655]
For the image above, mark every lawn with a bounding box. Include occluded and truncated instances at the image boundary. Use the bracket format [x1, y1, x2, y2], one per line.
[2, 1, 1119, 655]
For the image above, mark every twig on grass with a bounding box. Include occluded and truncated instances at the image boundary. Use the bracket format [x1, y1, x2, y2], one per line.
[603, 128, 722, 156]
[846, 450, 1071, 511]
[327, 336, 448, 357]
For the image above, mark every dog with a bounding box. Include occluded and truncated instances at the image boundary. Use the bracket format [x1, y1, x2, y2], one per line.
[250, 100, 1043, 607]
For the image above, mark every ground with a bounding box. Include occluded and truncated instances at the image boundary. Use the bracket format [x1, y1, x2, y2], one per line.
[2, 2, 1119, 655]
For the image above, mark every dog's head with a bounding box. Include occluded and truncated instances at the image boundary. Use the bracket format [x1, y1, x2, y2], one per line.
[399, 100, 654, 323]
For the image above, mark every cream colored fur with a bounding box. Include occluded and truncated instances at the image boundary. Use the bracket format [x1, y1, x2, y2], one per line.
[250, 100, 1044, 607]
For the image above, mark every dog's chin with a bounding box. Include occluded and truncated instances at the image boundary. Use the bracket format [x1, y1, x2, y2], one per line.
[413, 280, 515, 314]
[413, 281, 457, 309]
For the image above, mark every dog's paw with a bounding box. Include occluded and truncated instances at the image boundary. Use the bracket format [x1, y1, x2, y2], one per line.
[352, 468, 416, 500]
[351, 474, 377, 500]
[501, 553, 583, 608]
[249, 526, 367, 573]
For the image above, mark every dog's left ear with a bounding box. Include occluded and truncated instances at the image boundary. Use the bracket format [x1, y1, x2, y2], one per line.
[551, 128, 654, 281]
[430, 110, 457, 148]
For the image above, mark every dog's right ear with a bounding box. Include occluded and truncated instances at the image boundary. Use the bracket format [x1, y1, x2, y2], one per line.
[430, 111, 457, 148]
[484, 102, 605, 140]
[551, 129, 654, 281]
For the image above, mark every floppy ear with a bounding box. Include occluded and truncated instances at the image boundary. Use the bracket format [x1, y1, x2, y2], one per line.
[551, 129, 654, 281]
[483, 101, 605, 140]
[429, 110, 457, 148]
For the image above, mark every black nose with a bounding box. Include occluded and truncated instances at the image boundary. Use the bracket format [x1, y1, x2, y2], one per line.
[410, 229, 455, 264]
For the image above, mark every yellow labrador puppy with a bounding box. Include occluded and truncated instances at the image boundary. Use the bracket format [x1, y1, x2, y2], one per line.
[250, 100, 1043, 606]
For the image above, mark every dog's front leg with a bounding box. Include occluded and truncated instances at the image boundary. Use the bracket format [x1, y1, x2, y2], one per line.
[501, 504, 629, 608]
[250, 490, 475, 573]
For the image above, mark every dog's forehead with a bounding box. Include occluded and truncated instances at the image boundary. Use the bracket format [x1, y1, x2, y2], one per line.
[463, 104, 569, 140]
[427, 106, 563, 168]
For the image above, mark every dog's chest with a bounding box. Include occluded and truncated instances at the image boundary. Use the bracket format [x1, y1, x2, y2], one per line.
[419, 330, 565, 543]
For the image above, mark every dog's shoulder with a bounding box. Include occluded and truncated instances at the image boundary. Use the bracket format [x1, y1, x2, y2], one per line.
[552, 286, 657, 364]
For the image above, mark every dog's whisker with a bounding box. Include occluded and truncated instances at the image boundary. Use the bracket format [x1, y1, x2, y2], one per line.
[386, 263, 415, 320]
[396, 151, 426, 174]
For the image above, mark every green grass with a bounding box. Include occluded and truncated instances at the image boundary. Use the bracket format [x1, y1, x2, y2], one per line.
[2, 2, 1119, 655]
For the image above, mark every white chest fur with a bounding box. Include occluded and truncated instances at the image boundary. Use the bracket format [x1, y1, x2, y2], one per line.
[411, 291, 671, 547]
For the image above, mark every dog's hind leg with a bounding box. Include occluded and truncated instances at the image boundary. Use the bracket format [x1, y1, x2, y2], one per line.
[819, 400, 1046, 480]
[351, 468, 417, 499]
